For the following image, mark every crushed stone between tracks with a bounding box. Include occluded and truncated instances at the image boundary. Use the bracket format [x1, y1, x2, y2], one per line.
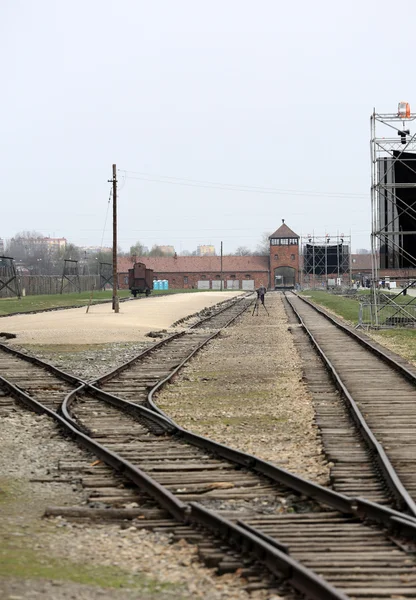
[157, 293, 329, 484]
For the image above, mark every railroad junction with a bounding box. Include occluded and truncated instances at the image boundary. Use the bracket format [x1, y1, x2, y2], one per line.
[1, 291, 416, 599]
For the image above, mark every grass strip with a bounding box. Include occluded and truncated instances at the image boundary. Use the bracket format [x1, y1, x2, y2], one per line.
[0, 289, 213, 316]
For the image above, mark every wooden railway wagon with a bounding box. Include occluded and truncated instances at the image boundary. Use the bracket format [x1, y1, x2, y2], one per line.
[128, 262, 154, 297]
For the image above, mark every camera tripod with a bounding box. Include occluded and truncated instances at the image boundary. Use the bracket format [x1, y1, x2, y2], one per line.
[252, 296, 269, 316]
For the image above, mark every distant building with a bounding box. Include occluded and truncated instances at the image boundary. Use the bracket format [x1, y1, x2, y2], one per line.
[197, 245, 216, 256]
[43, 237, 67, 252]
[80, 246, 112, 254]
[158, 245, 175, 256]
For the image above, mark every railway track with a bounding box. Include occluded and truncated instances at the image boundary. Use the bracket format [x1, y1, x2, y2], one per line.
[283, 294, 393, 507]
[284, 291, 416, 517]
[0, 344, 82, 414]
[3, 292, 416, 598]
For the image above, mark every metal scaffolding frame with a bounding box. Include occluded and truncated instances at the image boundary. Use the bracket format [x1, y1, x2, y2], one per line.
[370, 106, 416, 325]
[301, 234, 351, 289]
[0, 256, 21, 298]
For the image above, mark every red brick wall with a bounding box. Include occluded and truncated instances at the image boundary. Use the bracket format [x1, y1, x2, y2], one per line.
[379, 268, 416, 279]
[269, 242, 300, 287]
[350, 267, 416, 279]
[118, 270, 269, 290]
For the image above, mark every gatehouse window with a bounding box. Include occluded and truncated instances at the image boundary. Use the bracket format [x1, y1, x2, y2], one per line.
[245, 274, 251, 279]
[274, 254, 279, 260]
[270, 238, 298, 246]
[201, 274, 206, 279]
[291, 254, 295, 260]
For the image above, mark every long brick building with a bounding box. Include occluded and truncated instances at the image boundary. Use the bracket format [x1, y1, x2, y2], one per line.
[118, 220, 301, 290]
[118, 219, 414, 291]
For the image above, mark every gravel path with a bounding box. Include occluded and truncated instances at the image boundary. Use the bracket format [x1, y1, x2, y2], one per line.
[1, 292, 242, 345]
[156, 292, 329, 484]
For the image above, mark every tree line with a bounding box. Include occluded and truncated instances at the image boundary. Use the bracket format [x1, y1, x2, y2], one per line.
[4, 230, 272, 276]
[5, 231, 113, 276]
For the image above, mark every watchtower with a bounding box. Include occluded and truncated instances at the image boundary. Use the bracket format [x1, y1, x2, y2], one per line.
[269, 220, 299, 289]
[0, 256, 21, 298]
[60, 259, 81, 294]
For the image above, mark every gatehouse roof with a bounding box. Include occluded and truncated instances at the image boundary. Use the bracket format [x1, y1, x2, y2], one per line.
[269, 221, 299, 239]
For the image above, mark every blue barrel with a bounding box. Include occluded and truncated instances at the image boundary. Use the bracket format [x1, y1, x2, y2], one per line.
[163, 280, 168, 290]
[153, 280, 159, 290]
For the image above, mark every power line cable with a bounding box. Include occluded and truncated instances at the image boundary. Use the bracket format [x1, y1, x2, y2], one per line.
[100, 188, 112, 251]
[119, 169, 368, 199]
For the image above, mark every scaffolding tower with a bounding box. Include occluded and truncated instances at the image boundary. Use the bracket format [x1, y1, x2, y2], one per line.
[370, 104, 416, 324]
[301, 234, 351, 289]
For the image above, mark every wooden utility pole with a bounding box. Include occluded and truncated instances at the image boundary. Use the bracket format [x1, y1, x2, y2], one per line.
[220, 241, 223, 291]
[112, 164, 119, 312]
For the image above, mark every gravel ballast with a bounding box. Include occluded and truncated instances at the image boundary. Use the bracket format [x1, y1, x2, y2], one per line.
[156, 293, 329, 484]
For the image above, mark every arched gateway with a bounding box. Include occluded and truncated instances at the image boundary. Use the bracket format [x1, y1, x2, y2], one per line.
[274, 266, 296, 289]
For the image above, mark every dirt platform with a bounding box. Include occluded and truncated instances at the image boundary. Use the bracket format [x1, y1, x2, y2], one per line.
[2, 292, 243, 345]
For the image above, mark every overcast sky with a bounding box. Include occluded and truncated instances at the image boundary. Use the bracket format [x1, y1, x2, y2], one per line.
[3, 0, 416, 254]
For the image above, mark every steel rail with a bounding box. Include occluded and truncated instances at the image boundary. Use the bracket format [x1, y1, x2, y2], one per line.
[284, 292, 416, 517]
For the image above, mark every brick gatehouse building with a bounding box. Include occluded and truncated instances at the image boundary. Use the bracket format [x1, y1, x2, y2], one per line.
[118, 220, 300, 290]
